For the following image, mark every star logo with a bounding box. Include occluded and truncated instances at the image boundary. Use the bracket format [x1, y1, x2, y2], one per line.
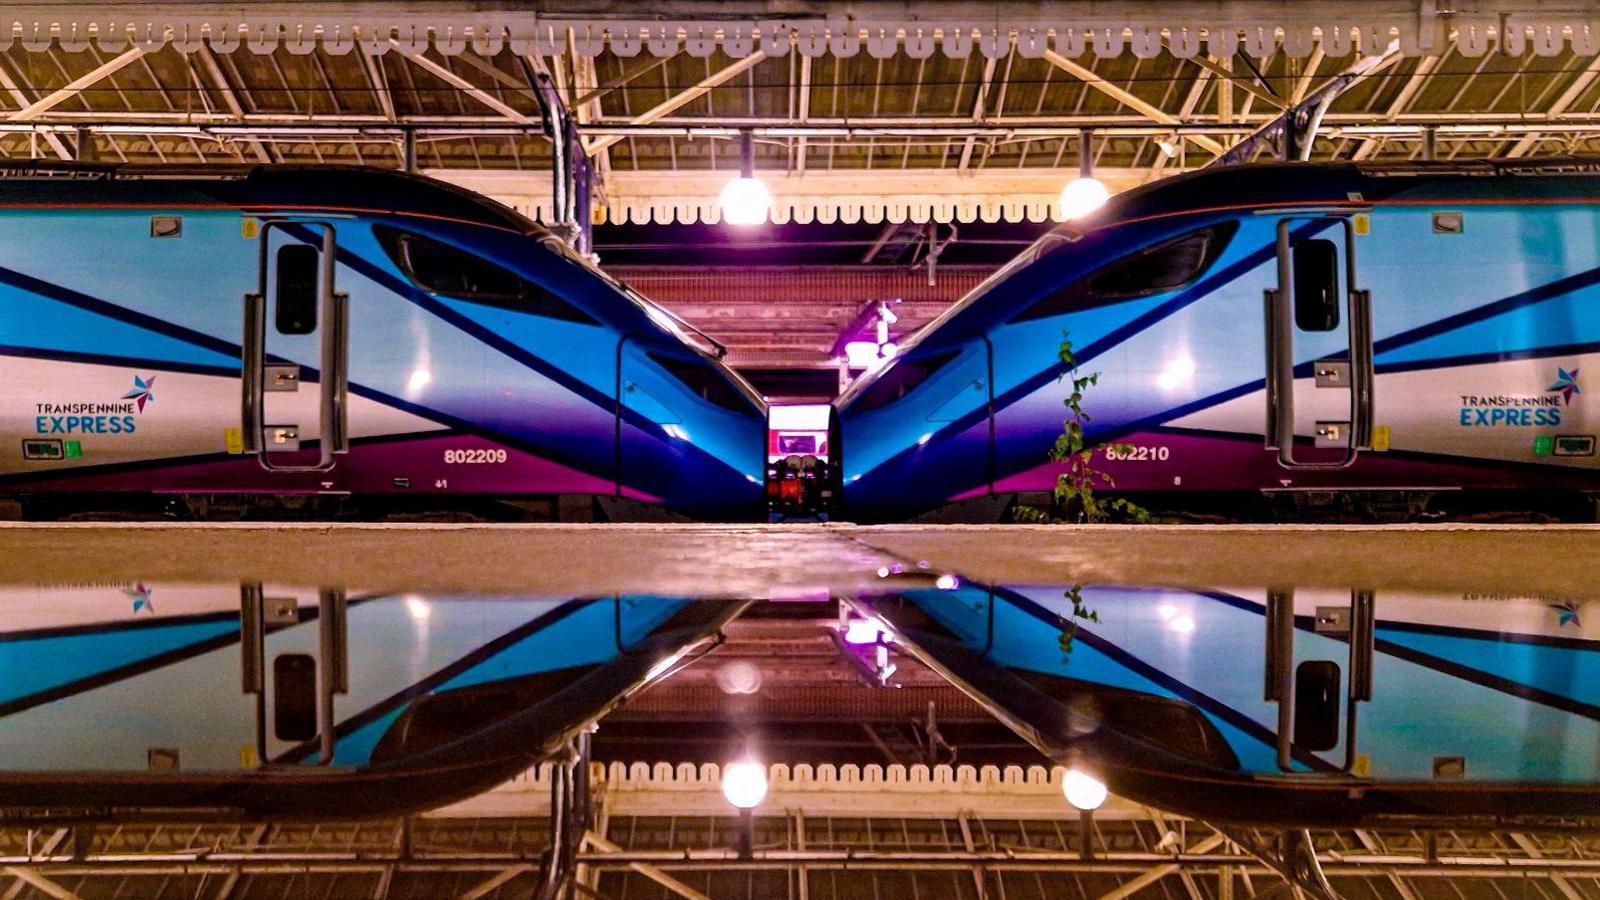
[1549, 600, 1580, 628]
[121, 375, 155, 412]
[1548, 368, 1580, 405]
[122, 582, 154, 614]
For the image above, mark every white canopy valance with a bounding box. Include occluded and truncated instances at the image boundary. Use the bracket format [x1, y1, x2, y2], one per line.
[3, 2, 1599, 59]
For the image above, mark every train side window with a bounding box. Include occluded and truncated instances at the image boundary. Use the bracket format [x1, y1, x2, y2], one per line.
[376, 226, 598, 325]
[649, 353, 748, 412]
[274, 244, 320, 335]
[1010, 222, 1237, 323]
[1293, 239, 1340, 332]
[850, 351, 959, 413]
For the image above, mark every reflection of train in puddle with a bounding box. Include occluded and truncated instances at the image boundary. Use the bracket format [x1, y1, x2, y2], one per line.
[0, 583, 742, 819]
[849, 580, 1600, 826]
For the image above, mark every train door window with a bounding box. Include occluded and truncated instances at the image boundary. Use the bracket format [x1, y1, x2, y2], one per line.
[376, 226, 598, 325]
[649, 352, 747, 411]
[273, 653, 318, 742]
[849, 351, 959, 413]
[275, 244, 320, 335]
[1292, 238, 1340, 332]
[1010, 222, 1237, 323]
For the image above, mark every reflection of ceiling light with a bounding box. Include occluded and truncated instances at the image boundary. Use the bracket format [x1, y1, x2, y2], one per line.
[844, 616, 890, 644]
[1157, 603, 1177, 620]
[721, 761, 769, 809]
[714, 660, 763, 695]
[407, 368, 432, 393]
[1155, 355, 1196, 391]
[917, 432, 934, 447]
[645, 649, 687, 683]
[1063, 767, 1109, 810]
[845, 340, 883, 368]
[935, 573, 960, 590]
[404, 596, 431, 621]
[1170, 615, 1196, 634]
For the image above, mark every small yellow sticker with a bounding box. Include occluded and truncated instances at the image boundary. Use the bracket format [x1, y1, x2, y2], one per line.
[1353, 754, 1371, 777]
[1372, 424, 1391, 452]
[240, 746, 257, 769]
[241, 217, 260, 239]
[1353, 214, 1370, 236]
[224, 427, 244, 454]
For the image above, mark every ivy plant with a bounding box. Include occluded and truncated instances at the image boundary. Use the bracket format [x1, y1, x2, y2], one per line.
[1016, 333, 1151, 525]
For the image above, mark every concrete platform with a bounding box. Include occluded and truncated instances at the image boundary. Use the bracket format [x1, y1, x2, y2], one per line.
[3, 523, 1599, 596]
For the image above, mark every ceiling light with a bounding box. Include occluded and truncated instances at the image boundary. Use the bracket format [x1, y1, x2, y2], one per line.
[719, 129, 771, 226]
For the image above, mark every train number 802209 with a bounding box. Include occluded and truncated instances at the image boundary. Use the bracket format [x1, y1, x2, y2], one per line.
[444, 448, 508, 464]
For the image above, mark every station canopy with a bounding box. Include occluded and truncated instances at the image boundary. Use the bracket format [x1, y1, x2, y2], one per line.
[0, 1, 1597, 226]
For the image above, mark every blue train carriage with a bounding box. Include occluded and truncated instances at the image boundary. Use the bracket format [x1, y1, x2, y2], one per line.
[834, 162, 1600, 522]
[0, 164, 767, 522]
[0, 582, 744, 819]
[851, 581, 1600, 826]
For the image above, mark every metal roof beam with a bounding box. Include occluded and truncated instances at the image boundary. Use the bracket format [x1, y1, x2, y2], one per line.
[0, 60, 74, 159]
[1096, 832, 1227, 900]
[585, 832, 710, 900]
[391, 44, 538, 127]
[1353, 54, 1441, 161]
[8, 47, 146, 122]
[196, 46, 271, 163]
[957, 54, 998, 170]
[0, 868, 82, 900]
[1508, 54, 1600, 158]
[1183, 53, 1284, 110]
[1040, 49, 1225, 155]
[587, 51, 767, 157]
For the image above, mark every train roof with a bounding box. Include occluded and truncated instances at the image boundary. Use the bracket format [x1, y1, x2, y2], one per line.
[0, 161, 539, 233]
[1068, 158, 1600, 230]
[840, 157, 1600, 406]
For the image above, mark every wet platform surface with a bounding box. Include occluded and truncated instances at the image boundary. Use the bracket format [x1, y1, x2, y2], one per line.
[4, 522, 1600, 596]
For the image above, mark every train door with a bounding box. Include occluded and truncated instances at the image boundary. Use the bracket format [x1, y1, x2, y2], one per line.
[616, 338, 687, 514]
[1263, 216, 1375, 468]
[240, 583, 348, 767]
[241, 222, 350, 475]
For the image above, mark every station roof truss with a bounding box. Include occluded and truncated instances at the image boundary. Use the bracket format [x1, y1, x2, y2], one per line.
[0, 2, 1599, 225]
[6, 762, 1600, 900]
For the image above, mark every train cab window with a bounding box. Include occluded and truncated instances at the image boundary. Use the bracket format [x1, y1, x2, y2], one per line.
[649, 353, 748, 412]
[1292, 238, 1340, 332]
[850, 351, 959, 413]
[377, 226, 598, 325]
[1010, 222, 1236, 323]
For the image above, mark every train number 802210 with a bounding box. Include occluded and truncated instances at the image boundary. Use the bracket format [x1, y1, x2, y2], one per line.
[1102, 444, 1171, 462]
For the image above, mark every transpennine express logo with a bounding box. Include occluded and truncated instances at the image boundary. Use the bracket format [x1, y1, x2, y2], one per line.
[122, 582, 154, 614]
[33, 373, 156, 435]
[1549, 367, 1580, 405]
[1458, 367, 1578, 427]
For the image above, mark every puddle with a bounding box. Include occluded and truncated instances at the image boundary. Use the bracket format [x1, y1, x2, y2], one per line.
[5, 533, 1600, 828]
